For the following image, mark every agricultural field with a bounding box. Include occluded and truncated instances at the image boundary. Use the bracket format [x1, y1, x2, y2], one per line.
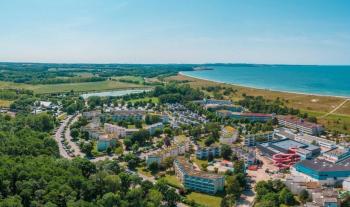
[0, 80, 145, 94]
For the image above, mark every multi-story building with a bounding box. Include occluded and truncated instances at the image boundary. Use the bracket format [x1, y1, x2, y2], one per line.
[322, 147, 350, 163]
[292, 156, 350, 185]
[193, 99, 232, 106]
[284, 175, 340, 207]
[82, 110, 101, 119]
[145, 122, 164, 135]
[104, 123, 126, 138]
[219, 126, 239, 145]
[217, 111, 273, 122]
[111, 110, 146, 122]
[277, 115, 324, 135]
[294, 134, 336, 149]
[195, 145, 221, 160]
[244, 131, 274, 146]
[146, 140, 190, 166]
[97, 134, 117, 151]
[174, 157, 225, 194]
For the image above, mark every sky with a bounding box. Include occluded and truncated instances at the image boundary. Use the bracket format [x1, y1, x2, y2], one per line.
[0, 0, 350, 65]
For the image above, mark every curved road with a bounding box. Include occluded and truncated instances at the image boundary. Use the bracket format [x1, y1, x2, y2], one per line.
[54, 115, 73, 159]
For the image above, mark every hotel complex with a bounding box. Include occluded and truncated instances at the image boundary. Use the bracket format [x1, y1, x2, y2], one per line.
[217, 111, 273, 122]
[146, 140, 190, 166]
[277, 115, 324, 136]
[174, 157, 225, 194]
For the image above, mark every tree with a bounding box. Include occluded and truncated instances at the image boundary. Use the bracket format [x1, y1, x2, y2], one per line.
[233, 160, 245, 174]
[81, 142, 93, 157]
[97, 193, 121, 207]
[148, 162, 159, 174]
[147, 189, 163, 207]
[279, 188, 295, 205]
[299, 189, 309, 204]
[0, 196, 23, 207]
[70, 128, 79, 140]
[225, 176, 242, 199]
[221, 144, 232, 160]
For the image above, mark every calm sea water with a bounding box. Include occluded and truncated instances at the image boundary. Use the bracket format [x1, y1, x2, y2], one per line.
[181, 65, 350, 97]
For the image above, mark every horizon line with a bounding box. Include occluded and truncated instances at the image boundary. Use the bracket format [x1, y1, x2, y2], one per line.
[0, 61, 350, 67]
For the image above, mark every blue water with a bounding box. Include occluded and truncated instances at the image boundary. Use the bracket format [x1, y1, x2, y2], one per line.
[181, 65, 350, 97]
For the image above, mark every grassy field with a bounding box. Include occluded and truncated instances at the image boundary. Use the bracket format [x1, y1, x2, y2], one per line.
[163, 175, 182, 188]
[112, 76, 144, 83]
[0, 100, 13, 107]
[167, 74, 350, 133]
[129, 97, 159, 104]
[186, 192, 222, 207]
[0, 80, 145, 94]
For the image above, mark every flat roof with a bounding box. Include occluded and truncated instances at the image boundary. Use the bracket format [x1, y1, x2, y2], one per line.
[296, 157, 350, 172]
[273, 139, 307, 150]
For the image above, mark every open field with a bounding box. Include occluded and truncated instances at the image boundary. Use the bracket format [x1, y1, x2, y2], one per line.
[0, 100, 13, 107]
[129, 97, 159, 104]
[167, 74, 350, 133]
[0, 80, 145, 94]
[186, 192, 222, 207]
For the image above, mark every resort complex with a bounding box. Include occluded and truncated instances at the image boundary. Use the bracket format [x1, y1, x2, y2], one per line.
[174, 157, 225, 194]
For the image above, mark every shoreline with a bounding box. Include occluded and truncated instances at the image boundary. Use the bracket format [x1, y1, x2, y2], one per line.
[179, 72, 350, 99]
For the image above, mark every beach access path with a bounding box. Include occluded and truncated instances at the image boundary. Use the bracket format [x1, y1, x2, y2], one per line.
[321, 98, 350, 118]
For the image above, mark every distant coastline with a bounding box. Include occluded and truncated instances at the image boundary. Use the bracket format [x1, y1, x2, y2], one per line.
[178, 72, 350, 99]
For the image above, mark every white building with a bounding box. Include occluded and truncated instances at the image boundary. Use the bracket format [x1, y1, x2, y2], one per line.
[277, 115, 324, 136]
[219, 126, 239, 145]
[244, 131, 274, 146]
[104, 123, 126, 138]
[294, 134, 336, 149]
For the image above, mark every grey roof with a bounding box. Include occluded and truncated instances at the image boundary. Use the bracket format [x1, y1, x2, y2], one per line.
[273, 139, 307, 150]
[297, 157, 350, 172]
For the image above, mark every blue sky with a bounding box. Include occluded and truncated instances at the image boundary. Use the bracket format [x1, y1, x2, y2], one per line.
[0, 0, 350, 64]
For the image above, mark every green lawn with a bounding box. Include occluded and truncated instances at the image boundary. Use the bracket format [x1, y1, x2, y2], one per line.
[129, 97, 159, 104]
[192, 157, 208, 169]
[301, 109, 350, 134]
[136, 166, 153, 177]
[163, 175, 182, 188]
[186, 192, 222, 207]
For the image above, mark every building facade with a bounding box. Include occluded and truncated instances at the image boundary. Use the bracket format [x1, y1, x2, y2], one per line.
[195, 145, 221, 160]
[277, 115, 324, 136]
[244, 131, 274, 146]
[174, 157, 225, 194]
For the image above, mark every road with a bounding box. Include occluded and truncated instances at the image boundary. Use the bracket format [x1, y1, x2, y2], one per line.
[54, 115, 73, 159]
[65, 114, 84, 158]
[236, 151, 279, 207]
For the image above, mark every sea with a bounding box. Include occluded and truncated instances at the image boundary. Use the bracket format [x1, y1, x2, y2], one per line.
[181, 65, 350, 98]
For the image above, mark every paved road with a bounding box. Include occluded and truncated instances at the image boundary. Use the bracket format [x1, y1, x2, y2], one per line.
[65, 114, 84, 158]
[54, 115, 73, 159]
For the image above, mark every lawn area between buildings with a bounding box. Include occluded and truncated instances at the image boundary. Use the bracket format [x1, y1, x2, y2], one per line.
[186, 192, 223, 207]
[163, 174, 182, 188]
